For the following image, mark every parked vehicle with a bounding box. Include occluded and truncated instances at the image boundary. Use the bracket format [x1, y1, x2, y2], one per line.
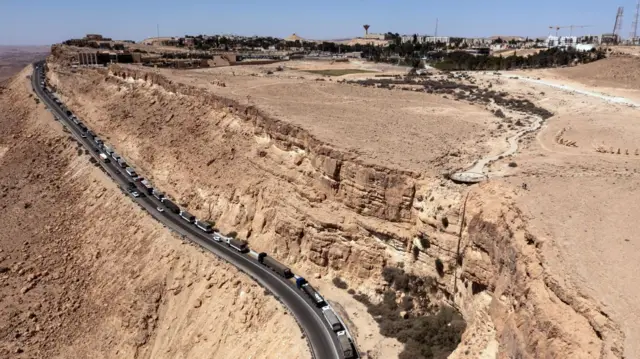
[301, 284, 326, 307]
[152, 189, 165, 201]
[179, 210, 195, 223]
[116, 158, 128, 168]
[195, 219, 213, 233]
[212, 233, 222, 242]
[162, 199, 180, 214]
[257, 253, 292, 278]
[321, 307, 343, 332]
[103, 145, 114, 156]
[125, 167, 137, 177]
[99, 153, 110, 163]
[336, 331, 354, 359]
[226, 237, 248, 252]
[156, 206, 164, 213]
[140, 179, 154, 194]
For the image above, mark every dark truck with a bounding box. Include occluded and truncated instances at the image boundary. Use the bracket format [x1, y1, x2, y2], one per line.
[140, 179, 154, 194]
[295, 277, 326, 307]
[195, 219, 213, 233]
[226, 237, 248, 253]
[336, 331, 355, 359]
[258, 253, 292, 278]
[179, 210, 195, 223]
[162, 199, 180, 214]
[302, 284, 326, 307]
[321, 306, 343, 332]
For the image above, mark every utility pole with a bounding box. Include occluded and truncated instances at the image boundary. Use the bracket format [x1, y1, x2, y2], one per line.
[435, 18, 439, 37]
[632, 0, 640, 44]
[157, 24, 160, 40]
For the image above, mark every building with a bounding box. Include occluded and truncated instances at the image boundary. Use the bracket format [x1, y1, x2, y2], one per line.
[600, 33, 620, 44]
[423, 36, 450, 45]
[86, 34, 103, 41]
[463, 37, 492, 46]
[364, 33, 385, 40]
[285, 33, 305, 42]
[545, 35, 577, 48]
[183, 37, 195, 46]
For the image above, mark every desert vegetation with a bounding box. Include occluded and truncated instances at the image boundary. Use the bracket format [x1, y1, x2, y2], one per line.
[351, 266, 465, 359]
[432, 48, 606, 71]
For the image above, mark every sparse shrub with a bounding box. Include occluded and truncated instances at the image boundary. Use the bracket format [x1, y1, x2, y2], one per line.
[435, 258, 445, 277]
[441, 217, 449, 228]
[347, 288, 355, 295]
[332, 277, 348, 290]
[412, 245, 420, 260]
[508, 162, 518, 168]
[226, 231, 237, 238]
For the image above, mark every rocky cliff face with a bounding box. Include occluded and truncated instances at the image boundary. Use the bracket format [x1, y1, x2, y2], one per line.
[44, 56, 624, 358]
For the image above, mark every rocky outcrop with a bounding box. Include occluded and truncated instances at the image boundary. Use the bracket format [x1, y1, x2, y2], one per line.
[453, 184, 623, 359]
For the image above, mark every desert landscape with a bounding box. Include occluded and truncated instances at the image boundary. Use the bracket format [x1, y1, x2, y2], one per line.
[0, 46, 49, 81]
[2, 30, 640, 359]
[0, 67, 309, 358]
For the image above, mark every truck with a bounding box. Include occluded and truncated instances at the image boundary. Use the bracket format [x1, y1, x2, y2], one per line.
[116, 158, 128, 168]
[336, 331, 354, 359]
[103, 145, 114, 156]
[98, 153, 110, 163]
[125, 167, 137, 177]
[140, 179, 154, 194]
[295, 276, 307, 289]
[195, 219, 213, 233]
[226, 237, 248, 253]
[179, 210, 195, 223]
[257, 253, 292, 278]
[162, 199, 180, 214]
[321, 306, 343, 332]
[152, 189, 165, 201]
[301, 284, 326, 308]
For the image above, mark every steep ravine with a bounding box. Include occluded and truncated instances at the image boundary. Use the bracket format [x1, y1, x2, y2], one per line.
[46, 58, 624, 358]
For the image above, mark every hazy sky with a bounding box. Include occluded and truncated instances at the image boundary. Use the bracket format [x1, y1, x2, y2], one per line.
[0, 0, 636, 45]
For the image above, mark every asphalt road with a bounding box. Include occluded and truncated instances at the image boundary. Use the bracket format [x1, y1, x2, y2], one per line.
[31, 62, 343, 359]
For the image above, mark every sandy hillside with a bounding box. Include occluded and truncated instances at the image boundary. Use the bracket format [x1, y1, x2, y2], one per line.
[546, 56, 640, 90]
[0, 67, 309, 359]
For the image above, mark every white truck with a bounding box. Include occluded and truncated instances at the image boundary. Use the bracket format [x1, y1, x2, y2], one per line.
[99, 153, 110, 163]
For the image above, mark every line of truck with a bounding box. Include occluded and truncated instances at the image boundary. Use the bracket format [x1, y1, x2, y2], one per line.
[36, 67, 356, 359]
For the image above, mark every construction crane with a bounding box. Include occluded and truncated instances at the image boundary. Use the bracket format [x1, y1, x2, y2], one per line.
[548, 25, 593, 36]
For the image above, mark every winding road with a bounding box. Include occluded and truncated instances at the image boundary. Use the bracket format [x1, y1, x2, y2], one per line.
[31, 61, 344, 359]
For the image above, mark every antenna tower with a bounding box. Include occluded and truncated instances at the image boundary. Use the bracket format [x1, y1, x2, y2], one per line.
[435, 18, 439, 37]
[613, 6, 624, 40]
[632, 0, 640, 44]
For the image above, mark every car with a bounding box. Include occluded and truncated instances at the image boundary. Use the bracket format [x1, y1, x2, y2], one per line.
[212, 234, 222, 242]
[156, 206, 164, 213]
[80, 133, 87, 138]
[131, 191, 140, 198]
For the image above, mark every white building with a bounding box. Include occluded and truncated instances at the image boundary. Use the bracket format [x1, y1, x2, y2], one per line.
[545, 35, 577, 48]
[423, 36, 450, 45]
